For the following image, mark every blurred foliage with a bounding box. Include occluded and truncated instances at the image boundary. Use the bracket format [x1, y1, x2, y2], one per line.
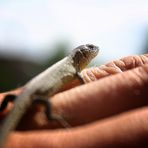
[0, 43, 68, 92]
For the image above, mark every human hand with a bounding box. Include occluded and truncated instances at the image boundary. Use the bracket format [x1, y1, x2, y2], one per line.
[1, 54, 148, 147]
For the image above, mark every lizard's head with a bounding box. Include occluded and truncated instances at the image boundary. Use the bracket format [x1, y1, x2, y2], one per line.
[71, 44, 99, 71]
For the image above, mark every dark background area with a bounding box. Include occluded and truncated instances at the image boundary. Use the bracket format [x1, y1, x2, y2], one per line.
[0, 43, 68, 92]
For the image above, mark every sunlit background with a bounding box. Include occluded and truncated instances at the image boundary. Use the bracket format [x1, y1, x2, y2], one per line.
[0, 0, 148, 91]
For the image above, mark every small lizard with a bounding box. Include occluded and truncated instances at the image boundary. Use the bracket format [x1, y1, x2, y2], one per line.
[0, 44, 99, 147]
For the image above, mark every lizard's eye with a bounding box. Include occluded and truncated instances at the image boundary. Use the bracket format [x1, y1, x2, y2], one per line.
[86, 44, 95, 50]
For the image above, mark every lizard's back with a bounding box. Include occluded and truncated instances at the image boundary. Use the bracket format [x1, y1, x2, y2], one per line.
[26, 56, 77, 97]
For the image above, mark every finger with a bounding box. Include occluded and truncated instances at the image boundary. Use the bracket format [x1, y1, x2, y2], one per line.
[82, 54, 148, 82]
[5, 107, 148, 148]
[50, 64, 148, 126]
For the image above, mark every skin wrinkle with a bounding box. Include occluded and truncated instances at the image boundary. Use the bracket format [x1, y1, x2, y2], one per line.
[100, 65, 122, 74]
[82, 67, 109, 82]
[105, 61, 124, 73]
[141, 54, 148, 64]
[95, 67, 110, 77]
[81, 69, 91, 82]
[83, 69, 94, 82]
[136, 55, 148, 66]
[113, 59, 127, 71]
[85, 68, 97, 81]
[119, 55, 148, 70]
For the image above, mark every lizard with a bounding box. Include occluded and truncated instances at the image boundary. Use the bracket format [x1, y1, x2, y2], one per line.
[0, 44, 99, 147]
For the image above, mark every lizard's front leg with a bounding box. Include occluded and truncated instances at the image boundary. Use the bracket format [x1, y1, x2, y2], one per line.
[76, 72, 85, 84]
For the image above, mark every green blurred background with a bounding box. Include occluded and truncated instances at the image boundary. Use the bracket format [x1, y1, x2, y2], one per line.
[0, 0, 147, 92]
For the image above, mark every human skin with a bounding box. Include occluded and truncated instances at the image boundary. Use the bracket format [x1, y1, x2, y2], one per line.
[0, 54, 148, 147]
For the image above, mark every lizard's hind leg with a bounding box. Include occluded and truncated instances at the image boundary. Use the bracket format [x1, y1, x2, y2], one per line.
[33, 98, 71, 128]
[0, 94, 16, 111]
